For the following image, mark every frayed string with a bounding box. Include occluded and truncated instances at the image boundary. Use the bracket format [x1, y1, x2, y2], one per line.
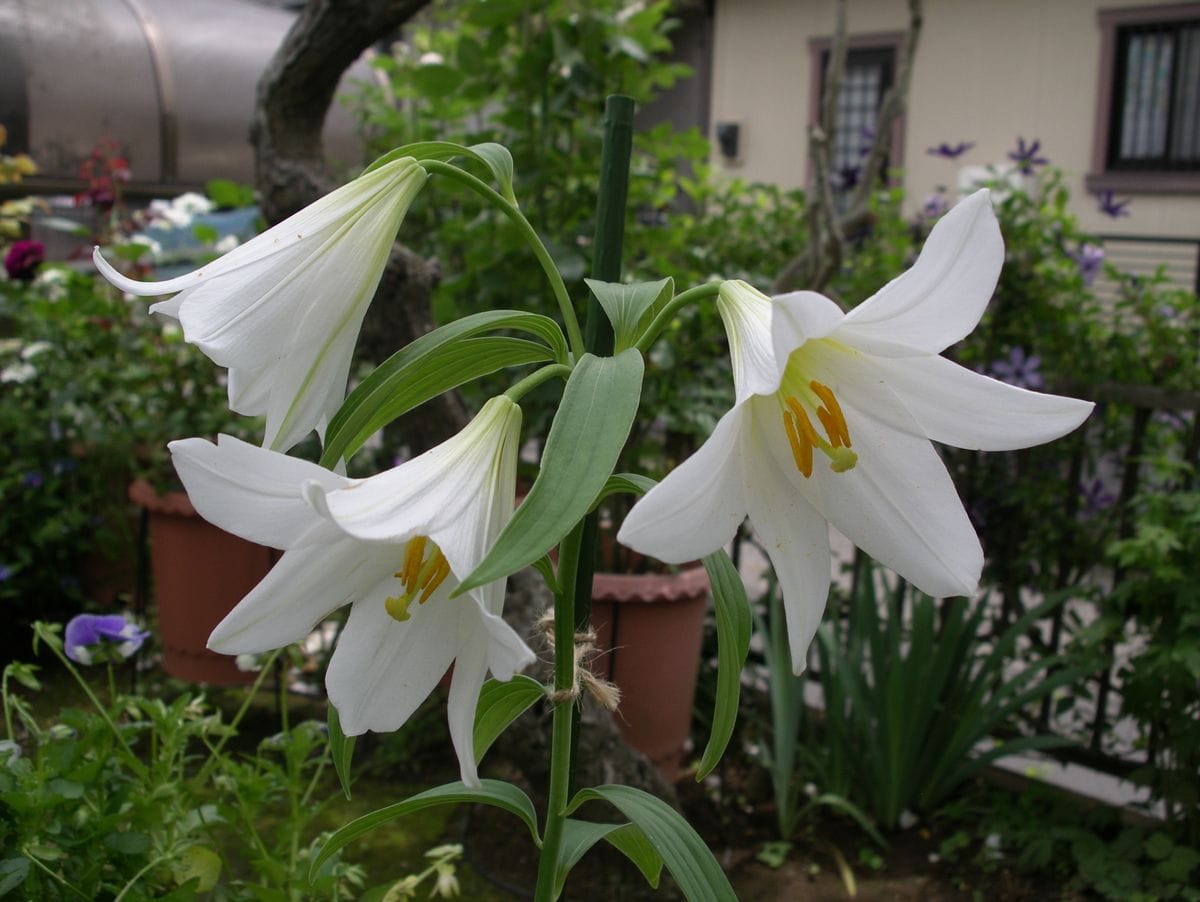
[537, 610, 621, 711]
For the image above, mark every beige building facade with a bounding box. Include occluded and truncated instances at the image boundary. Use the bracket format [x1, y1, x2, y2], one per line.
[708, 0, 1199, 243]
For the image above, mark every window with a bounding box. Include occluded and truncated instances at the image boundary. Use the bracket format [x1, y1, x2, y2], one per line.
[1090, 4, 1200, 193]
[809, 34, 904, 190]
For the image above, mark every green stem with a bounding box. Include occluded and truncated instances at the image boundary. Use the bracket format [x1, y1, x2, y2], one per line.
[113, 853, 174, 902]
[193, 648, 282, 787]
[532, 522, 584, 901]
[40, 630, 147, 781]
[22, 846, 90, 900]
[505, 364, 572, 403]
[421, 159, 585, 360]
[635, 281, 722, 354]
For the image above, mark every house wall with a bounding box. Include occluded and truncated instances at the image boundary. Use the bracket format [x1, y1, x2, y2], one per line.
[709, 0, 1198, 239]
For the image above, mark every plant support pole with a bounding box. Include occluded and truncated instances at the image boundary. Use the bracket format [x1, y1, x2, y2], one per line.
[572, 94, 635, 788]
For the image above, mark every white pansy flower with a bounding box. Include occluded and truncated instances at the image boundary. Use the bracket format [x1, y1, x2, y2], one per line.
[172, 396, 534, 786]
[95, 157, 428, 451]
[619, 190, 1094, 672]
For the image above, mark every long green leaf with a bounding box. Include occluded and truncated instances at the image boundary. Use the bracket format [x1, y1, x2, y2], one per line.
[604, 823, 664, 889]
[309, 780, 539, 881]
[584, 278, 672, 352]
[590, 471, 658, 511]
[457, 350, 644, 593]
[567, 785, 736, 902]
[696, 549, 751, 779]
[321, 310, 566, 467]
[553, 820, 663, 898]
[473, 675, 546, 765]
[362, 141, 516, 202]
[326, 706, 355, 801]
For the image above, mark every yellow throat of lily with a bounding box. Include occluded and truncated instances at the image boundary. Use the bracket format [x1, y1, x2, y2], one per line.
[779, 379, 858, 478]
[385, 535, 451, 622]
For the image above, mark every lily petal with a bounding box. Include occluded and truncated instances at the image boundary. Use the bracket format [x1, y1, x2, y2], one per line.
[208, 538, 395, 654]
[169, 435, 346, 549]
[741, 443, 832, 674]
[447, 624, 490, 787]
[838, 189, 1003, 356]
[757, 389, 982, 599]
[771, 289, 852, 370]
[876, 354, 1095, 450]
[717, 281, 783, 403]
[325, 587, 462, 736]
[618, 405, 750, 563]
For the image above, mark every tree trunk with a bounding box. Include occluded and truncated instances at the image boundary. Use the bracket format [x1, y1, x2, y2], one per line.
[250, 0, 466, 451]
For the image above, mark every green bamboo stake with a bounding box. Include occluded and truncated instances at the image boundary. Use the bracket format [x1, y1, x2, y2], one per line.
[572, 95, 634, 791]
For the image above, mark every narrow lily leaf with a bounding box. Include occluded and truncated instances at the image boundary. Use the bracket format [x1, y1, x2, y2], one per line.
[473, 675, 546, 765]
[567, 785, 736, 902]
[584, 278, 673, 352]
[327, 706, 355, 801]
[362, 141, 516, 202]
[468, 142, 517, 205]
[552, 820, 663, 897]
[604, 823, 664, 889]
[456, 350, 644, 594]
[321, 309, 567, 467]
[309, 780, 540, 881]
[554, 820, 623, 898]
[696, 549, 751, 779]
[590, 472, 658, 511]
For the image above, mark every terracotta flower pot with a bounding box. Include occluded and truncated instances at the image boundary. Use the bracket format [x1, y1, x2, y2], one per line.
[129, 479, 274, 685]
[590, 564, 709, 779]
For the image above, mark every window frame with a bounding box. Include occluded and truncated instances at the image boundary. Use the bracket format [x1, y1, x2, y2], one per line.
[807, 31, 907, 186]
[1088, 3, 1200, 195]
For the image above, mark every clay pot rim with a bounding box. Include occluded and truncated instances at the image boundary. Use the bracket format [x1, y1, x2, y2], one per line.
[128, 478, 196, 517]
[591, 563, 709, 604]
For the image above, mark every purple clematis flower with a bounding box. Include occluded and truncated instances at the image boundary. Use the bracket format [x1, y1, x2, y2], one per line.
[1080, 478, 1115, 516]
[1008, 137, 1049, 174]
[0, 564, 12, 582]
[922, 192, 949, 219]
[1073, 243, 1105, 286]
[1095, 189, 1131, 219]
[926, 141, 975, 159]
[64, 614, 149, 665]
[990, 347, 1044, 390]
[4, 240, 44, 281]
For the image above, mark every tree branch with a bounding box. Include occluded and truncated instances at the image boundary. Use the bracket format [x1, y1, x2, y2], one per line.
[772, 0, 924, 297]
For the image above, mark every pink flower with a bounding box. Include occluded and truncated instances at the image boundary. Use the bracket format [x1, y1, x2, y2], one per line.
[4, 240, 44, 281]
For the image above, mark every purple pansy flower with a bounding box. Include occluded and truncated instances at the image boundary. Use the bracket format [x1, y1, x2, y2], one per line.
[64, 614, 149, 665]
[990, 347, 1044, 390]
[1095, 189, 1131, 219]
[0, 564, 12, 582]
[926, 141, 974, 159]
[1073, 243, 1105, 286]
[21, 471, 43, 489]
[1008, 137, 1049, 174]
[4, 240, 44, 281]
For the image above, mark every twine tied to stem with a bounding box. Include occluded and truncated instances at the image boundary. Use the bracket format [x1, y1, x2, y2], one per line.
[536, 610, 621, 711]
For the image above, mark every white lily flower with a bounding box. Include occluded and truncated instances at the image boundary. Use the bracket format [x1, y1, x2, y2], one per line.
[170, 396, 534, 787]
[618, 190, 1093, 673]
[95, 157, 427, 452]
